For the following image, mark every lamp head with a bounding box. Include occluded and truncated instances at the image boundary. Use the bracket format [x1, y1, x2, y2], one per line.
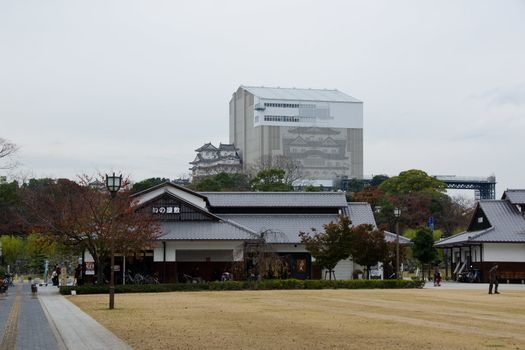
[105, 172, 122, 194]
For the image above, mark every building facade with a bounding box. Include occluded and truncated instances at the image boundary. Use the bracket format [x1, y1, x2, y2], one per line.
[229, 86, 363, 182]
[435, 189, 525, 283]
[189, 143, 242, 178]
[82, 182, 410, 283]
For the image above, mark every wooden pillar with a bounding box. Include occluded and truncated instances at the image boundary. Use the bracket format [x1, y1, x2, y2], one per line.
[163, 241, 167, 283]
[480, 244, 484, 282]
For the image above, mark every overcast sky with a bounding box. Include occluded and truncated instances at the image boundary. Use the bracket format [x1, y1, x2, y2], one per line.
[1, 1, 524, 197]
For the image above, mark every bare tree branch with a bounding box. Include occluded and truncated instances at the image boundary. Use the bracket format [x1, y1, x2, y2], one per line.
[0, 138, 20, 170]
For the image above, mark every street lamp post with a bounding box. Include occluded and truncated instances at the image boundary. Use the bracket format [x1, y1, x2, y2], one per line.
[105, 172, 122, 310]
[394, 208, 401, 279]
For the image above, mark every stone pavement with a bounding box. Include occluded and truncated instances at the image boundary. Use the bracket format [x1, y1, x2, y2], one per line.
[0, 283, 131, 350]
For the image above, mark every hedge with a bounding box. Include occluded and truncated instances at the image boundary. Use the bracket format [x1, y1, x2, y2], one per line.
[59, 279, 424, 295]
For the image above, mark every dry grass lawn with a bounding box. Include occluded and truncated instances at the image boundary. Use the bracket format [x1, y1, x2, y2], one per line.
[69, 288, 525, 350]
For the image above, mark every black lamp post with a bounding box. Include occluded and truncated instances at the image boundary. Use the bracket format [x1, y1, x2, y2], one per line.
[394, 207, 401, 279]
[105, 172, 122, 310]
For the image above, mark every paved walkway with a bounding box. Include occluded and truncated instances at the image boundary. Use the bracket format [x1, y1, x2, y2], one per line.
[0, 283, 131, 350]
[423, 280, 525, 290]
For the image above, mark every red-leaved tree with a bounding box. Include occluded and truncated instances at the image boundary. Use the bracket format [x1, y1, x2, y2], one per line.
[22, 175, 161, 284]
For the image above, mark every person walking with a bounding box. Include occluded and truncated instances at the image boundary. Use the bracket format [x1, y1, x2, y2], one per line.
[488, 264, 499, 294]
[74, 263, 84, 286]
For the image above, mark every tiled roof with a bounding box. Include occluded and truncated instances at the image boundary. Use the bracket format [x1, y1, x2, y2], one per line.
[219, 143, 237, 151]
[347, 203, 411, 244]
[241, 86, 362, 103]
[435, 200, 525, 247]
[384, 231, 412, 245]
[159, 220, 256, 241]
[219, 214, 339, 243]
[195, 143, 218, 152]
[202, 192, 348, 208]
[502, 189, 525, 205]
[347, 202, 377, 227]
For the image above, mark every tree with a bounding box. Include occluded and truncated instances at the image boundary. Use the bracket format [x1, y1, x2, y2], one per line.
[375, 169, 449, 231]
[131, 178, 170, 194]
[345, 178, 365, 193]
[250, 168, 293, 192]
[299, 215, 353, 280]
[0, 235, 26, 271]
[351, 186, 383, 209]
[0, 138, 19, 169]
[370, 174, 389, 187]
[22, 176, 161, 286]
[190, 172, 250, 191]
[247, 155, 304, 185]
[411, 226, 439, 280]
[348, 224, 389, 279]
[245, 229, 290, 280]
[0, 180, 25, 235]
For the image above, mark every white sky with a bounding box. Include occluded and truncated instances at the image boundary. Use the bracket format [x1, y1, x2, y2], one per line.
[1, 1, 524, 197]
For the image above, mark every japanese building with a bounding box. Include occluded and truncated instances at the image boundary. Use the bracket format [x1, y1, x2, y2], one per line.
[88, 182, 405, 283]
[189, 143, 242, 178]
[435, 189, 525, 283]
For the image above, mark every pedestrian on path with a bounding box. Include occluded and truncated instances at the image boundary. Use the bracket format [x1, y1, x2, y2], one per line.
[488, 263, 499, 294]
[74, 263, 84, 286]
[52, 265, 61, 286]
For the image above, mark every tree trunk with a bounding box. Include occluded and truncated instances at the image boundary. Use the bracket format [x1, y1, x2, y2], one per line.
[93, 255, 106, 285]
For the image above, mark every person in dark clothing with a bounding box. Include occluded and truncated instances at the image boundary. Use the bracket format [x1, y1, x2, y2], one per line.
[74, 263, 84, 286]
[52, 265, 60, 286]
[488, 264, 499, 294]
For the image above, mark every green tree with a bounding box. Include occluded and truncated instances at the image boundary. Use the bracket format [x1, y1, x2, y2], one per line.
[250, 168, 293, 192]
[0, 180, 24, 234]
[348, 224, 389, 279]
[0, 235, 26, 272]
[411, 226, 439, 280]
[131, 178, 170, 194]
[370, 174, 389, 187]
[379, 169, 446, 195]
[25, 233, 57, 273]
[299, 215, 353, 280]
[191, 173, 250, 191]
[376, 170, 448, 230]
[346, 178, 365, 193]
[304, 185, 322, 192]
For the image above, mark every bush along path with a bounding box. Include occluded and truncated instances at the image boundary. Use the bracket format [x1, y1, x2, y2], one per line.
[60, 279, 425, 295]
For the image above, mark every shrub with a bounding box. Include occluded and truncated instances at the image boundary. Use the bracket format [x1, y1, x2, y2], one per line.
[59, 278, 424, 295]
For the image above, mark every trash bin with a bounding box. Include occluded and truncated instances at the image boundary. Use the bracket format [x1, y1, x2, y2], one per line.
[31, 284, 38, 293]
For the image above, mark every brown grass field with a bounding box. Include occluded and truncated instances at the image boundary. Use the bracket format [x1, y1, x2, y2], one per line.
[69, 288, 525, 350]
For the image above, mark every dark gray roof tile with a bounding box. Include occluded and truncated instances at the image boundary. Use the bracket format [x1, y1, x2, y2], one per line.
[159, 221, 256, 240]
[202, 192, 348, 208]
[502, 189, 525, 205]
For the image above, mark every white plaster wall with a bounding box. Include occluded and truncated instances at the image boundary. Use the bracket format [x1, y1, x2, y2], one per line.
[153, 241, 245, 262]
[483, 243, 525, 262]
[325, 258, 354, 280]
[84, 251, 94, 262]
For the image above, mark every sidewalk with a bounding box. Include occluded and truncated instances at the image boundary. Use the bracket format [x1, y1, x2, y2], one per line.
[423, 280, 525, 290]
[1, 283, 62, 350]
[37, 285, 131, 350]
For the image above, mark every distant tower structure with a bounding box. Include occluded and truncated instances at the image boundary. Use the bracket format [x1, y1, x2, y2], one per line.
[190, 143, 242, 178]
[229, 86, 363, 182]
